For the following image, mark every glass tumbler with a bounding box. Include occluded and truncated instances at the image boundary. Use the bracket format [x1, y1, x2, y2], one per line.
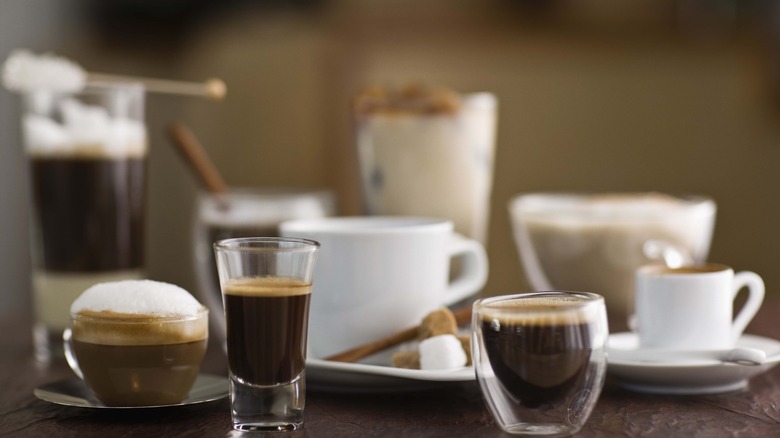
[23, 82, 147, 362]
[354, 90, 497, 244]
[214, 237, 319, 431]
[472, 291, 608, 436]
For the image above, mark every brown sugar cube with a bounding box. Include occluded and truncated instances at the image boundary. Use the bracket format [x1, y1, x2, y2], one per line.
[418, 308, 458, 340]
[457, 333, 472, 366]
[392, 351, 421, 369]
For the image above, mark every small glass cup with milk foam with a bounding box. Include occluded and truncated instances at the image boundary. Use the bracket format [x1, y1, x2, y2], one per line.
[353, 85, 497, 244]
[64, 280, 208, 407]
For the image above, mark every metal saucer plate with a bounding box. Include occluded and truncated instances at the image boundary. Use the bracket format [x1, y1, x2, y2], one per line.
[34, 374, 228, 409]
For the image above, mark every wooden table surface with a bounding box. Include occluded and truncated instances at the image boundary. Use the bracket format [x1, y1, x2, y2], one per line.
[2, 302, 780, 437]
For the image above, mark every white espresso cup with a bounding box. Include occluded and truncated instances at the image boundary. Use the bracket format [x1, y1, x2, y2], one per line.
[635, 263, 764, 350]
[280, 216, 488, 359]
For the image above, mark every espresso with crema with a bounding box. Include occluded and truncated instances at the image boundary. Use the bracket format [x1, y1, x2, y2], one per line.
[481, 297, 599, 408]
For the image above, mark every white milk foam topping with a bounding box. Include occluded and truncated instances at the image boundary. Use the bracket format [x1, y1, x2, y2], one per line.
[3, 50, 147, 157]
[23, 98, 147, 158]
[71, 280, 203, 317]
[2, 49, 86, 93]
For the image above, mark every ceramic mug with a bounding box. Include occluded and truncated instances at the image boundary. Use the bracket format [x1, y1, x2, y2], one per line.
[280, 216, 488, 358]
[635, 263, 764, 350]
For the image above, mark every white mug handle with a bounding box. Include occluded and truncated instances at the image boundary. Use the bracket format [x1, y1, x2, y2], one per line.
[443, 234, 489, 305]
[62, 328, 84, 379]
[731, 271, 765, 343]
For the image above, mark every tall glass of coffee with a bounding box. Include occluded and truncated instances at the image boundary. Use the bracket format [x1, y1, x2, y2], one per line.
[353, 86, 497, 244]
[214, 237, 319, 431]
[472, 291, 608, 436]
[23, 82, 147, 363]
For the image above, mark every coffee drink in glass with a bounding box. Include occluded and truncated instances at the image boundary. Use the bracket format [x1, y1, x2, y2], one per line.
[472, 292, 608, 436]
[509, 193, 716, 319]
[353, 85, 497, 243]
[23, 83, 147, 362]
[214, 237, 319, 431]
[65, 280, 208, 407]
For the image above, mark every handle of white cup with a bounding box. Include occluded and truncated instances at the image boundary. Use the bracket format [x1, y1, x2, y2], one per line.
[731, 271, 765, 343]
[443, 233, 489, 305]
[62, 328, 84, 379]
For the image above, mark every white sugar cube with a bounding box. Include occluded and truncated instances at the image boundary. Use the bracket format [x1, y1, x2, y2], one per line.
[419, 334, 467, 371]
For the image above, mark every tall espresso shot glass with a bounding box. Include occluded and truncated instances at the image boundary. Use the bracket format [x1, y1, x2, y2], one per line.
[472, 292, 608, 436]
[214, 237, 319, 431]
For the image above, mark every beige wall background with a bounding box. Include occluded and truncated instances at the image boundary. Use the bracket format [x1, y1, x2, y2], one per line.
[2, 0, 779, 319]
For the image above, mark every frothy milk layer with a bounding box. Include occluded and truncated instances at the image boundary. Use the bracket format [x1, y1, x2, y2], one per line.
[24, 98, 147, 158]
[72, 280, 203, 315]
[71, 280, 207, 346]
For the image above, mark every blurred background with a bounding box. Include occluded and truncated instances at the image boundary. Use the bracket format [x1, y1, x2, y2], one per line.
[2, 0, 780, 319]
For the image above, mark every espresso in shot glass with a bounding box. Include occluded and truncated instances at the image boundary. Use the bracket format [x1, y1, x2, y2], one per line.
[66, 280, 208, 407]
[214, 237, 319, 432]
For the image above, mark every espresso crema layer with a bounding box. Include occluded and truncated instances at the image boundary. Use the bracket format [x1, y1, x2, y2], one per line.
[480, 295, 599, 326]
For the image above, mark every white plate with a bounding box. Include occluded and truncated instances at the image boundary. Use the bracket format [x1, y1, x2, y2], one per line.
[607, 333, 780, 395]
[306, 345, 474, 393]
[34, 374, 228, 409]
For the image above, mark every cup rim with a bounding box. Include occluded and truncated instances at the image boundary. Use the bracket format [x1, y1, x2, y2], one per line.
[475, 291, 605, 314]
[198, 186, 335, 202]
[637, 262, 732, 277]
[213, 236, 320, 253]
[280, 216, 453, 234]
[508, 192, 716, 222]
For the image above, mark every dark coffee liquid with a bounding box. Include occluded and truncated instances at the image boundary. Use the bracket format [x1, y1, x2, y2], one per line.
[482, 319, 593, 408]
[72, 339, 206, 406]
[224, 278, 311, 385]
[29, 156, 145, 272]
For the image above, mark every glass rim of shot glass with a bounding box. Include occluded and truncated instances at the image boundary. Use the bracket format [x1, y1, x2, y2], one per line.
[213, 237, 320, 253]
[474, 290, 605, 317]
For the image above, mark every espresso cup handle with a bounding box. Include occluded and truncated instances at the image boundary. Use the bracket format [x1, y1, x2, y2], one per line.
[62, 328, 84, 379]
[443, 234, 489, 305]
[730, 271, 765, 343]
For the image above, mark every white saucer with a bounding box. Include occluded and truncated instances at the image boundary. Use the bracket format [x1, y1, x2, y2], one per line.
[306, 345, 474, 393]
[607, 333, 780, 395]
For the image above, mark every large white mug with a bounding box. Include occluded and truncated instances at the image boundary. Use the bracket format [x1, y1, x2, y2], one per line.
[280, 216, 488, 359]
[635, 263, 764, 350]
